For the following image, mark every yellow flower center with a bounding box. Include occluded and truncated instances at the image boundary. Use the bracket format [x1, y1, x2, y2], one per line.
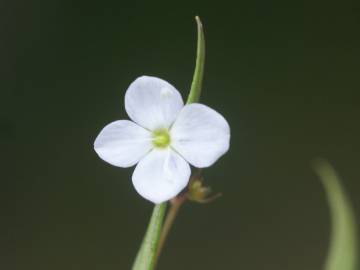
[152, 128, 171, 149]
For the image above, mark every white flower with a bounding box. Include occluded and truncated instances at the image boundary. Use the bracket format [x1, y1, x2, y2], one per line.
[94, 76, 230, 204]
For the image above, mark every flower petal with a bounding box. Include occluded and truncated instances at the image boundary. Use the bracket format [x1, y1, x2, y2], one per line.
[170, 103, 230, 168]
[94, 120, 152, 167]
[132, 149, 190, 203]
[125, 76, 184, 130]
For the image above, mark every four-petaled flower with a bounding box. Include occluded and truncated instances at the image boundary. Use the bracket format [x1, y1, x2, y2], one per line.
[94, 76, 230, 203]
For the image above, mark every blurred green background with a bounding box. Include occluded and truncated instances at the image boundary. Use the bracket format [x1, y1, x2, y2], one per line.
[2, 0, 360, 269]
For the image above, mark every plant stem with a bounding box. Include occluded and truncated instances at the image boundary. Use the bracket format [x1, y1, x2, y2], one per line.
[187, 16, 206, 104]
[154, 16, 206, 263]
[132, 203, 167, 270]
[132, 16, 206, 270]
[156, 195, 187, 260]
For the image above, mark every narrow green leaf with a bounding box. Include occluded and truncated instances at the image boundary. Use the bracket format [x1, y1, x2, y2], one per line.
[132, 203, 167, 270]
[186, 16, 206, 104]
[313, 159, 358, 270]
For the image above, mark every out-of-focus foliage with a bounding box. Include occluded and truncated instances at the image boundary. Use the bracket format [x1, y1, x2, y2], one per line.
[313, 160, 358, 270]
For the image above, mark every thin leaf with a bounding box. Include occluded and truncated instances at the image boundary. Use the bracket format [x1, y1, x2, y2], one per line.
[313, 159, 358, 270]
[186, 16, 205, 104]
[132, 203, 167, 270]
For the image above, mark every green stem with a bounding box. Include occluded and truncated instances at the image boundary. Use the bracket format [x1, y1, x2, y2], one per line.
[132, 203, 167, 270]
[156, 195, 187, 261]
[187, 16, 206, 104]
[132, 16, 206, 270]
[153, 16, 206, 262]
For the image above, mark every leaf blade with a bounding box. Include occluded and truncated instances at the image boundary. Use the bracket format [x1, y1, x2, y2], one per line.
[313, 159, 358, 270]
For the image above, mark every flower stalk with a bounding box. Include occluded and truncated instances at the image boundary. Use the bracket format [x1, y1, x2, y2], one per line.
[132, 16, 206, 270]
[187, 16, 206, 105]
[131, 203, 167, 270]
[156, 194, 187, 260]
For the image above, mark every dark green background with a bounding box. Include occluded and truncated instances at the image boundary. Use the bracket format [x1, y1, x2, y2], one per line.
[3, 0, 360, 269]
